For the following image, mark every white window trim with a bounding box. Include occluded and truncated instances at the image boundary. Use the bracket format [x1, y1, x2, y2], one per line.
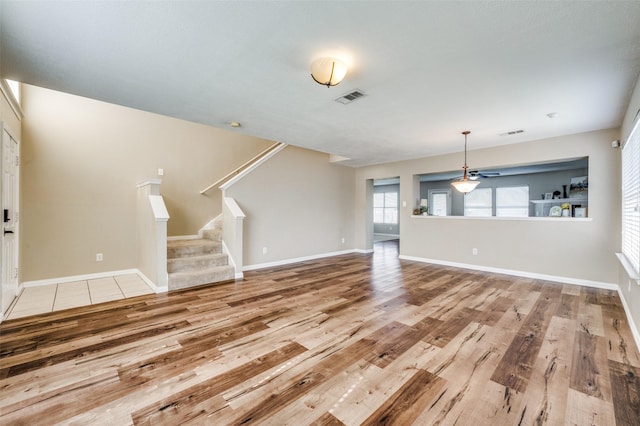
[616, 253, 640, 283]
[619, 116, 640, 283]
[428, 189, 452, 216]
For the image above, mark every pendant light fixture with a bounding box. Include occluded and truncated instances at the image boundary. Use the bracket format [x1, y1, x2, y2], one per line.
[310, 57, 348, 87]
[451, 131, 481, 194]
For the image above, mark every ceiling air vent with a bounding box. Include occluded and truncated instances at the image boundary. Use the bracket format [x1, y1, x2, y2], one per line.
[335, 89, 366, 105]
[499, 129, 525, 136]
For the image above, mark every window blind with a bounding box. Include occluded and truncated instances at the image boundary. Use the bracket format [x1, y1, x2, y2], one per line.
[464, 188, 492, 217]
[496, 186, 529, 217]
[622, 118, 640, 276]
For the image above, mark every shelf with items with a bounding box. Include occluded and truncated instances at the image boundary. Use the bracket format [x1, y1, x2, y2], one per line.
[530, 197, 588, 217]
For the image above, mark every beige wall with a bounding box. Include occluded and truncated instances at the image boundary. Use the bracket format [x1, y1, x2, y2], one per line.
[619, 72, 640, 339]
[21, 85, 272, 281]
[224, 145, 355, 267]
[356, 128, 621, 285]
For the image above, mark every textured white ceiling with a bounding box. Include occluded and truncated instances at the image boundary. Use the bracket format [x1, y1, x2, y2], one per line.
[2, 1, 640, 166]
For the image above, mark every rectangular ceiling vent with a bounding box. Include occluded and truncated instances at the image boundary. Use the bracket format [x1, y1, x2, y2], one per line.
[499, 129, 525, 136]
[335, 89, 366, 105]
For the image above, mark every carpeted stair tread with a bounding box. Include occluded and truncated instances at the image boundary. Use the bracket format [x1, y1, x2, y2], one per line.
[168, 265, 235, 290]
[167, 252, 229, 273]
[166, 222, 233, 290]
[202, 228, 222, 241]
[167, 238, 221, 258]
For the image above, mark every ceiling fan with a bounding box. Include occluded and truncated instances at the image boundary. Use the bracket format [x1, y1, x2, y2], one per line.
[468, 170, 501, 180]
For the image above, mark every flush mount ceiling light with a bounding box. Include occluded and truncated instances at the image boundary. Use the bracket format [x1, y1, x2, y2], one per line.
[451, 131, 481, 194]
[310, 57, 347, 88]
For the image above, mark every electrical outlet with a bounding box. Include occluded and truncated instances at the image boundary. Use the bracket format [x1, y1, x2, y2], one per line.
[158, 168, 164, 176]
[96, 253, 103, 261]
[341, 237, 345, 244]
[472, 248, 478, 256]
[262, 247, 267, 255]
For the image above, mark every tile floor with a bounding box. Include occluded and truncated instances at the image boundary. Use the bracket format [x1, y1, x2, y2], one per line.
[6, 273, 154, 320]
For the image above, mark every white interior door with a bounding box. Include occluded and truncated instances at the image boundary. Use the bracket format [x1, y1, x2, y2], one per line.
[2, 124, 19, 315]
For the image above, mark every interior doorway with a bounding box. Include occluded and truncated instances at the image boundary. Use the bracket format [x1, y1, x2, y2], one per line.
[2, 123, 20, 316]
[372, 177, 400, 249]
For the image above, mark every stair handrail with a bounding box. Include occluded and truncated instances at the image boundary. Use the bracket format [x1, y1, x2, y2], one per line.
[200, 142, 285, 194]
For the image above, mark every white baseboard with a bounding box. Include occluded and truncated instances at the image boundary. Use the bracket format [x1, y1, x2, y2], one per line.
[616, 287, 640, 354]
[398, 255, 618, 290]
[167, 235, 199, 241]
[134, 269, 167, 293]
[21, 268, 168, 294]
[354, 249, 374, 254]
[23, 269, 143, 287]
[243, 249, 358, 271]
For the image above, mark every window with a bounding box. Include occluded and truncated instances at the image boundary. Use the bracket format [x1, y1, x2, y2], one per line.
[464, 188, 492, 217]
[496, 186, 529, 217]
[622, 119, 640, 276]
[373, 192, 398, 224]
[429, 189, 451, 216]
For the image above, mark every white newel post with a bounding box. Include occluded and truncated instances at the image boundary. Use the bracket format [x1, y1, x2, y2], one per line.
[136, 179, 169, 292]
[222, 196, 245, 279]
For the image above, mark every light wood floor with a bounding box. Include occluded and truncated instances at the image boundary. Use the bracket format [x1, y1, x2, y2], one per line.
[1, 240, 639, 425]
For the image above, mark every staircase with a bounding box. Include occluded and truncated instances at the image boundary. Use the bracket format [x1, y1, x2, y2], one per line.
[167, 220, 235, 290]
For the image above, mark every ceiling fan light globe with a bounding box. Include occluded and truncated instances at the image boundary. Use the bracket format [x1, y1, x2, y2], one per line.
[451, 179, 480, 193]
[310, 57, 347, 87]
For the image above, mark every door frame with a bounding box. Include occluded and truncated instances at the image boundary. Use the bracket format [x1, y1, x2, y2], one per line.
[1, 122, 20, 318]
